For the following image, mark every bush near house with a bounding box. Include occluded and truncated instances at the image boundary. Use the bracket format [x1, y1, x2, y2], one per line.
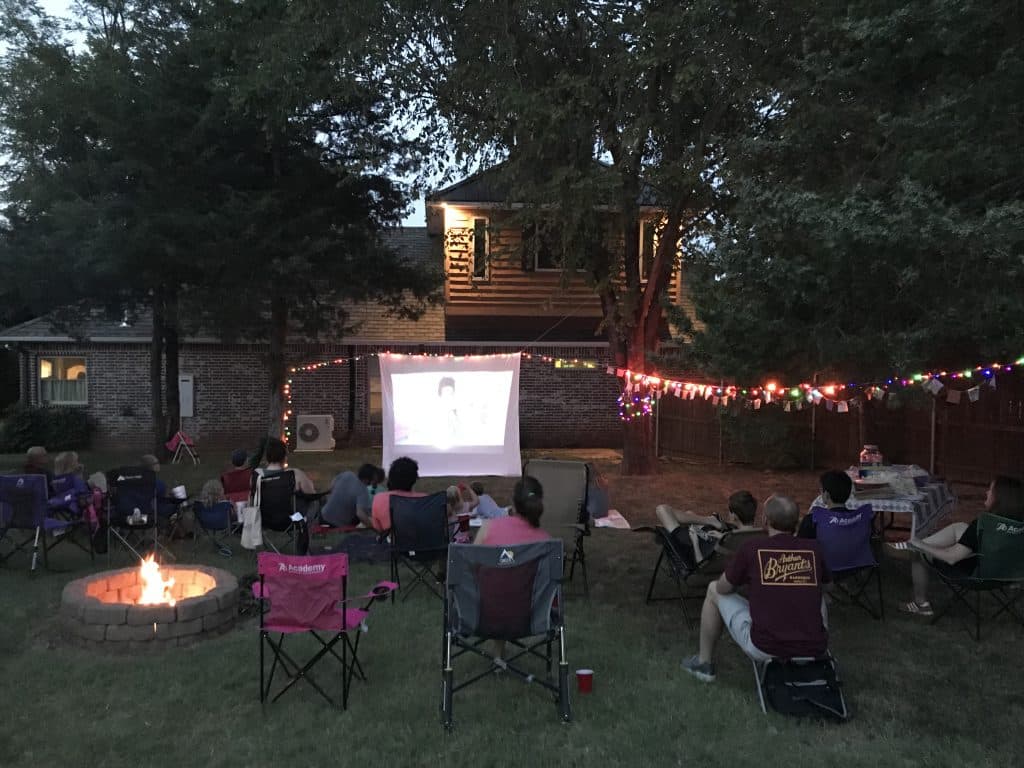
[0, 403, 94, 453]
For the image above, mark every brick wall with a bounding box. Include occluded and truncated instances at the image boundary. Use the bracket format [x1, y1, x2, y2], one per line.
[19, 342, 621, 450]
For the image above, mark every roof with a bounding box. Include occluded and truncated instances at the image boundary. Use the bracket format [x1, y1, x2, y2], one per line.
[0, 227, 440, 345]
[427, 162, 661, 207]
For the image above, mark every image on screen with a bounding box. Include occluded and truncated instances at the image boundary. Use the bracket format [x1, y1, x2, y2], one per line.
[392, 370, 513, 448]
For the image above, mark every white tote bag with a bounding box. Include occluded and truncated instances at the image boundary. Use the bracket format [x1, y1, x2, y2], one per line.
[241, 505, 263, 549]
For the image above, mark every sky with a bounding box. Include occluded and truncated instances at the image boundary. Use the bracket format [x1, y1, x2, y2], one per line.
[33, 0, 428, 227]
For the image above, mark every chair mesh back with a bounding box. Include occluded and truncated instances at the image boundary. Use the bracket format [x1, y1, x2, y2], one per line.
[446, 541, 564, 639]
[391, 493, 448, 556]
[195, 501, 233, 531]
[976, 514, 1024, 580]
[811, 505, 877, 571]
[221, 468, 253, 503]
[523, 460, 588, 545]
[0, 475, 49, 528]
[106, 468, 157, 522]
[257, 470, 296, 531]
[258, 552, 348, 629]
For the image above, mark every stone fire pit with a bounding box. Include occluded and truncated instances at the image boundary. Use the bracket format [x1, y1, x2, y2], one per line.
[61, 564, 238, 650]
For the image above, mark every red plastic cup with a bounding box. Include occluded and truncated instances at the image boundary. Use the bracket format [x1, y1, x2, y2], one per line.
[576, 669, 594, 694]
[457, 514, 471, 532]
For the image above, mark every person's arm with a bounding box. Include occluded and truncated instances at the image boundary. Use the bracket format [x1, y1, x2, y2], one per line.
[911, 539, 973, 565]
[716, 571, 736, 595]
[294, 469, 315, 495]
[355, 488, 373, 528]
[459, 482, 479, 512]
[475, 520, 491, 545]
[797, 514, 817, 539]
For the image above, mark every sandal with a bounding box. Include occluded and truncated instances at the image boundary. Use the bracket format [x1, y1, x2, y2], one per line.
[898, 600, 934, 617]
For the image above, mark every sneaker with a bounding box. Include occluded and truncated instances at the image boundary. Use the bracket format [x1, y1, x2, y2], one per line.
[681, 655, 717, 682]
[898, 600, 934, 617]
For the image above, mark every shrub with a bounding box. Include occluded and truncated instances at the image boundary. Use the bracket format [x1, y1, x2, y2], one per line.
[0, 404, 95, 453]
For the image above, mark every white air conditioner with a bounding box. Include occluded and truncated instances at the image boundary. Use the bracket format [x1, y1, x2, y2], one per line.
[294, 414, 336, 452]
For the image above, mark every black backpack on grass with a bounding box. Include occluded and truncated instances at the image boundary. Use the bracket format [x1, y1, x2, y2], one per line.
[761, 657, 849, 722]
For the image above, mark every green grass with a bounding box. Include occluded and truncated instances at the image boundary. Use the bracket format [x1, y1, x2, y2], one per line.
[0, 449, 1020, 767]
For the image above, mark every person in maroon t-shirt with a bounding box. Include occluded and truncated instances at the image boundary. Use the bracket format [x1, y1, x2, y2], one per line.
[682, 495, 831, 683]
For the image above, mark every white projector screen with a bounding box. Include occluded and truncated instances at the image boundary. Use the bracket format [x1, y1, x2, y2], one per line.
[380, 353, 522, 477]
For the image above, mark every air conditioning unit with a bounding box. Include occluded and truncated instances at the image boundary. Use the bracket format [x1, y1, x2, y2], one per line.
[294, 414, 336, 452]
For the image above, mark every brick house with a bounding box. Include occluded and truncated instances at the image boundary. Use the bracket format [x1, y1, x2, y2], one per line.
[1, 168, 693, 450]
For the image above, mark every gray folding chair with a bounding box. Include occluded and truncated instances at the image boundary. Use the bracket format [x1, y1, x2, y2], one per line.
[523, 459, 590, 595]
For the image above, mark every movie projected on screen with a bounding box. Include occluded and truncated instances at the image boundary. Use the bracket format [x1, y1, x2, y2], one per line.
[380, 353, 521, 477]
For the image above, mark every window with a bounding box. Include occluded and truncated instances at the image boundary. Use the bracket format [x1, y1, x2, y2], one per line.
[39, 356, 88, 404]
[368, 357, 382, 427]
[521, 223, 560, 271]
[472, 217, 489, 279]
[639, 220, 657, 280]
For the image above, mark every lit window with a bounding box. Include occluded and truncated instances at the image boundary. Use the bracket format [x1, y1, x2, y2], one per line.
[39, 357, 88, 405]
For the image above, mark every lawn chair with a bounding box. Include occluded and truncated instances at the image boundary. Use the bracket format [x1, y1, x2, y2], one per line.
[523, 459, 590, 595]
[751, 652, 848, 720]
[640, 525, 762, 628]
[193, 500, 235, 557]
[0, 474, 86, 572]
[48, 472, 98, 559]
[811, 504, 883, 620]
[929, 513, 1024, 640]
[253, 469, 302, 554]
[389, 492, 449, 601]
[221, 467, 253, 505]
[106, 467, 163, 562]
[166, 430, 199, 465]
[441, 541, 571, 730]
[256, 551, 396, 708]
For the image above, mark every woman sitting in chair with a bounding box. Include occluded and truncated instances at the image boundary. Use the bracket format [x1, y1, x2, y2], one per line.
[893, 475, 1024, 616]
[476, 476, 550, 546]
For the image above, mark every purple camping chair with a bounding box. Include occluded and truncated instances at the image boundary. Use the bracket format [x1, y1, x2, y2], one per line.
[255, 551, 396, 708]
[0, 474, 85, 571]
[810, 504, 883, 619]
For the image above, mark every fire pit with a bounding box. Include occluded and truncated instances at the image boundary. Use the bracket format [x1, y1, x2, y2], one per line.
[61, 557, 239, 650]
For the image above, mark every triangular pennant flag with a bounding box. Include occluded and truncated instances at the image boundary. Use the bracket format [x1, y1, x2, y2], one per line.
[968, 386, 981, 403]
[712, 396, 720, 406]
[837, 400, 849, 413]
[784, 401, 792, 412]
[925, 378, 944, 395]
[987, 376, 997, 389]
[607, 366, 616, 375]
[825, 399, 834, 411]
[947, 388, 962, 404]
[812, 392, 822, 404]
[721, 396, 730, 407]
[796, 400, 803, 411]
[754, 399, 762, 410]
[688, 390, 696, 400]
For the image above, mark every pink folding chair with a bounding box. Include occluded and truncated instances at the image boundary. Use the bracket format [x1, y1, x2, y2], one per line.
[255, 551, 396, 708]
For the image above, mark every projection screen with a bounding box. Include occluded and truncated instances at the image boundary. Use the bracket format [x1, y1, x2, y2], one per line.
[380, 353, 522, 477]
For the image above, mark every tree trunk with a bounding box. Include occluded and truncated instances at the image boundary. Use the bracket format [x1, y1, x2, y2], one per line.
[164, 288, 181, 436]
[267, 292, 288, 440]
[619, 329, 659, 475]
[150, 293, 166, 454]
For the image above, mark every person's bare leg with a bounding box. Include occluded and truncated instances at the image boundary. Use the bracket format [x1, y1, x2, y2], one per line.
[911, 558, 930, 605]
[917, 522, 968, 548]
[655, 504, 681, 534]
[698, 581, 724, 664]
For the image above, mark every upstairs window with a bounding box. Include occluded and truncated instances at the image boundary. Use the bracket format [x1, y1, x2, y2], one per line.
[472, 217, 489, 280]
[521, 223, 560, 271]
[39, 356, 88, 405]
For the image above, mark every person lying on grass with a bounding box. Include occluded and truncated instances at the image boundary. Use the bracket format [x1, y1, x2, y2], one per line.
[891, 475, 1024, 617]
[656, 490, 761, 569]
[681, 495, 830, 683]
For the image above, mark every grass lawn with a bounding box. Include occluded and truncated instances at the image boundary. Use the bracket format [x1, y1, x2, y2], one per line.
[0, 448, 1020, 768]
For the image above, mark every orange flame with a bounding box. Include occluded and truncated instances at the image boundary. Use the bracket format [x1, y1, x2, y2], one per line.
[138, 555, 176, 606]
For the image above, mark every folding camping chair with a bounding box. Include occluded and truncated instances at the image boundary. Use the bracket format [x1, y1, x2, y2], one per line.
[523, 459, 590, 595]
[253, 469, 303, 554]
[0, 474, 86, 572]
[389, 492, 450, 601]
[47, 472, 98, 559]
[166, 430, 199, 465]
[193, 500, 235, 557]
[442, 541, 571, 730]
[256, 551, 396, 708]
[106, 467, 169, 561]
[640, 525, 763, 628]
[751, 652, 849, 720]
[930, 513, 1024, 640]
[811, 504, 883, 619]
[221, 467, 253, 505]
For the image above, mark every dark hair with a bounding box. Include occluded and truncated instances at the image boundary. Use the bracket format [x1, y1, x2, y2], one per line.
[438, 376, 455, 396]
[230, 449, 247, 468]
[989, 475, 1024, 520]
[470, 481, 485, 496]
[387, 456, 419, 492]
[373, 466, 386, 485]
[513, 476, 544, 528]
[820, 470, 853, 505]
[265, 438, 287, 464]
[728, 490, 757, 525]
[357, 463, 377, 484]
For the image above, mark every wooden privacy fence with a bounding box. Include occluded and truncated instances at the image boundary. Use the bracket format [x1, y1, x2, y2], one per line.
[657, 369, 1024, 485]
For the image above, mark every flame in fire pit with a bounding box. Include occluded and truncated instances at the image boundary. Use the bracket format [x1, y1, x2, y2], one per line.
[139, 555, 176, 606]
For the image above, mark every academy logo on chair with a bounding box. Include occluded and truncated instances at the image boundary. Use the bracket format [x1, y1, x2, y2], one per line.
[499, 549, 515, 565]
[16, 478, 24, 487]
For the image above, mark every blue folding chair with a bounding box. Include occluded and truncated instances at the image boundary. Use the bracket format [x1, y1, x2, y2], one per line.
[0, 475, 83, 572]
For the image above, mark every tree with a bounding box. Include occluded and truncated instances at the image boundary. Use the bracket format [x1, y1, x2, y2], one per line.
[378, 0, 792, 473]
[678, 1, 1024, 381]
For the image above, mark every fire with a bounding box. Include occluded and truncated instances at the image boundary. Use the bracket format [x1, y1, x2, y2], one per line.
[138, 555, 176, 606]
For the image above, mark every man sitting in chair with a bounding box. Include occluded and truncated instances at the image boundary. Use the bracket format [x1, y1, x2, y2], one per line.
[797, 470, 860, 539]
[681, 495, 830, 683]
[655, 490, 761, 569]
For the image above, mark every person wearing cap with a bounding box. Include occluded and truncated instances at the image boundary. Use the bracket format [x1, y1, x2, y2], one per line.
[23, 446, 54, 484]
[140, 454, 179, 519]
[229, 448, 248, 469]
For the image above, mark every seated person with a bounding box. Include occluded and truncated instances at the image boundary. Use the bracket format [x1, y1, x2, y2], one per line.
[476, 476, 551, 546]
[585, 464, 611, 520]
[259, 438, 317, 520]
[893, 475, 1024, 616]
[369, 466, 387, 499]
[682, 496, 830, 682]
[446, 482, 480, 518]
[471, 481, 508, 519]
[798, 470, 854, 538]
[656, 490, 760, 567]
[320, 463, 375, 528]
[371, 456, 426, 532]
[50, 451, 98, 526]
[141, 453, 179, 520]
[23, 446, 54, 484]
